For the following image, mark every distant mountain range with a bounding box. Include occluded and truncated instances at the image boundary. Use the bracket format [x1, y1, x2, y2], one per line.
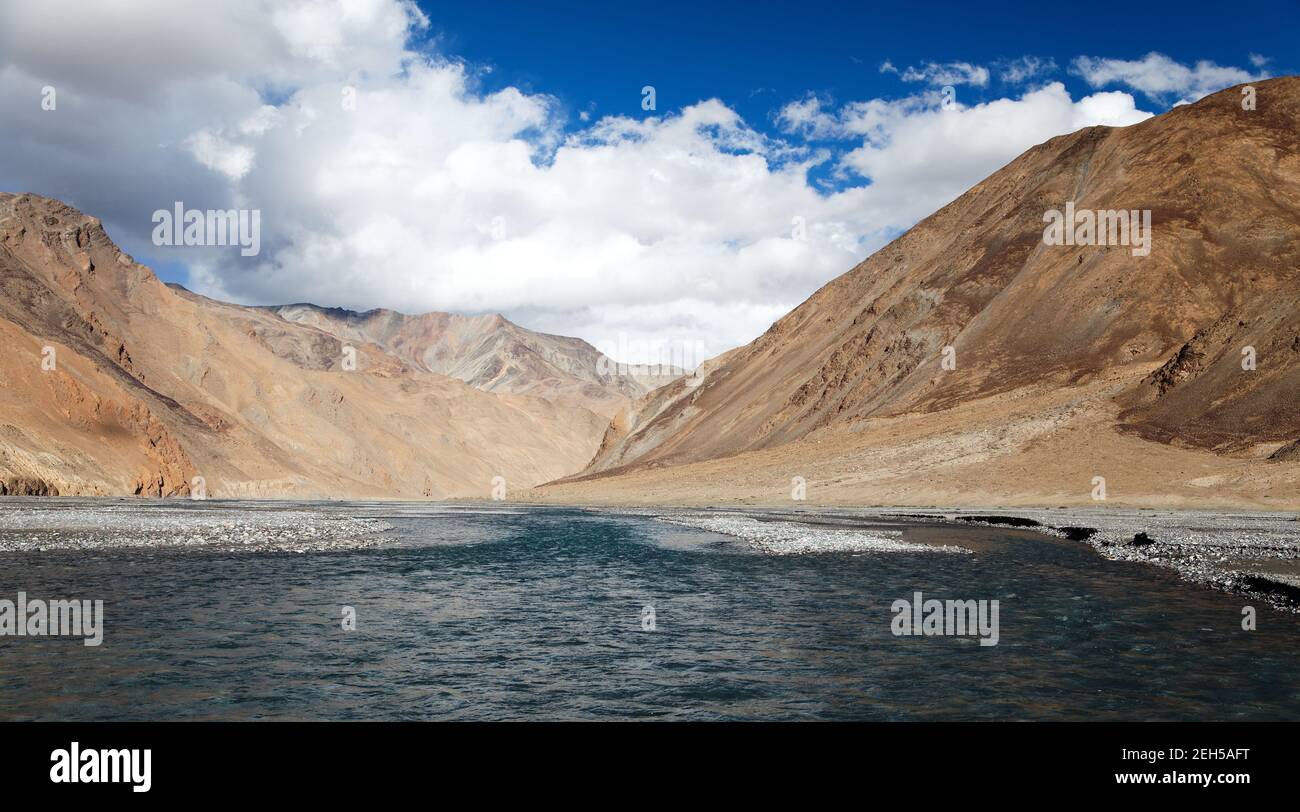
[270, 303, 678, 418]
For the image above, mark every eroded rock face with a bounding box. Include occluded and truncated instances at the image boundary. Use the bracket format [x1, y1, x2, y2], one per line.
[0, 193, 609, 498]
[0, 477, 59, 496]
[573, 77, 1300, 479]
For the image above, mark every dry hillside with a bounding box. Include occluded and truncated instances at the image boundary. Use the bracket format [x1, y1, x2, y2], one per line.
[538, 78, 1300, 510]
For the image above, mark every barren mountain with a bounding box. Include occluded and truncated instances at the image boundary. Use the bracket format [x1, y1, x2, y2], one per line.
[539, 78, 1300, 509]
[0, 193, 608, 498]
[271, 303, 673, 418]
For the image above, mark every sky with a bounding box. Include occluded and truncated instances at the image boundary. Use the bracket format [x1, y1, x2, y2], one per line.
[0, 0, 1291, 365]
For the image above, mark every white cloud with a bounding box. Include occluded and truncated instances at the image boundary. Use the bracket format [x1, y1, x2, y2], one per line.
[998, 56, 1057, 84]
[1071, 52, 1263, 105]
[899, 61, 990, 87]
[0, 1, 1161, 366]
[825, 83, 1152, 225]
[775, 95, 841, 140]
[0, 0, 423, 102]
[185, 130, 257, 180]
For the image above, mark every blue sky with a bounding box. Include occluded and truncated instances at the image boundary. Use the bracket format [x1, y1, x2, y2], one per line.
[417, 0, 1293, 146]
[0, 0, 1290, 363]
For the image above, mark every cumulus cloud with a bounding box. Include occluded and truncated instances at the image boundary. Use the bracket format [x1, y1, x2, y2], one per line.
[774, 95, 842, 140]
[197, 85, 878, 361]
[997, 56, 1057, 84]
[897, 61, 991, 87]
[1071, 52, 1263, 105]
[775, 83, 1150, 226]
[0, 0, 424, 102]
[0, 0, 1161, 365]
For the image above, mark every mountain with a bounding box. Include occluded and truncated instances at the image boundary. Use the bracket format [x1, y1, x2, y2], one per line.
[270, 304, 674, 419]
[539, 78, 1300, 509]
[0, 192, 616, 498]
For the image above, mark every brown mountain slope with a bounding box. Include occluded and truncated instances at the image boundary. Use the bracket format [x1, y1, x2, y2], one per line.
[271, 303, 674, 419]
[0, 193, 606, 498]
[540, 78, 1300, 509]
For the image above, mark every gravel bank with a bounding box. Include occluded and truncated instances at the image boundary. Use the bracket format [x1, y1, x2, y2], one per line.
[649, 511, 972, 556]
[0, 501, 393, 553]
[614, 505, 1300, 610]
[879, 507, 1300, 611]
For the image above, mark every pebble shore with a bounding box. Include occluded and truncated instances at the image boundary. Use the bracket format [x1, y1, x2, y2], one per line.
[932, 507, 1300, 611]
[650, 511, 972, 556]
[0, 502, 393, 553]
[619, 505, 1300, 610]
